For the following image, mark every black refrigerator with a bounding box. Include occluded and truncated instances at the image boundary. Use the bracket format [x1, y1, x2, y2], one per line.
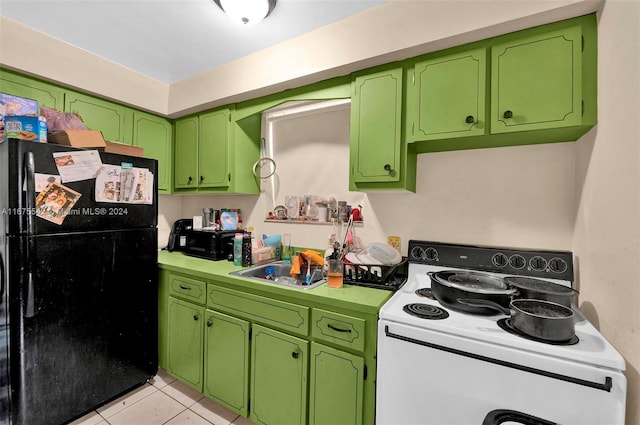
[0, 139, 158, 425]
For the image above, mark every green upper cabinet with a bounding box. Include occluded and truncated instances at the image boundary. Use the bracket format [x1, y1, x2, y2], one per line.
[349, 65, 416, 192]
[409, 48, 487, 141]
[350, 67, 402, 184]
[132, 111, 172, 193]
[0, 69, 64, 110]
[198, 109, 231, 188]
[64, 90, 134, 143]
[491, 25, 584, 133]
[174, 116, 199, 188]
[410, 13, 596, 153]
[173, 107, 255, 193]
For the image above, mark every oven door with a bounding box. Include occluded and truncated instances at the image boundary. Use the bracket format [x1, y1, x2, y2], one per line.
[375, 320, 626, 425]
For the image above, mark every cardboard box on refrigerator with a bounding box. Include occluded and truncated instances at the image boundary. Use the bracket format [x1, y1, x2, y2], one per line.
[0, 93, 38, 116]
[3, 115, 47, 143]
[48, 130, 106, 148]
[103, 140, 144, 157]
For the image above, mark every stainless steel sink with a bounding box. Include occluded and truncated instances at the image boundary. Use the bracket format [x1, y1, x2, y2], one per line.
[229, 261, 326, 289]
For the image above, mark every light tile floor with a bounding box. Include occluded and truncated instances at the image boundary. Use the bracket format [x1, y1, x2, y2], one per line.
[70, 369, 256, 425]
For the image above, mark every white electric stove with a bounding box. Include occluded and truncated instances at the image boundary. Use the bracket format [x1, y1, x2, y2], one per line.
[376, 240, 627, 425]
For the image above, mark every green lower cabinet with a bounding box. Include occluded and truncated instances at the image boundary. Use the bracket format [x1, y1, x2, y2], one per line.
[166, 296, 204, 392]
[250, 324, 308, 425]
[309, 342, 364, 425]
[204, 309, 250, 417]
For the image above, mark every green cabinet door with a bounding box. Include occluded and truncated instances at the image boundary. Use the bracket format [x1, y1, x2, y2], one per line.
[411, 48, 487, 141]
[174, 116, 199, 189]
[65, 90, 133, 143]
[309, 342, 364, 425]
[132, 111, 173, 193]
[198, 108, 231, 188]
[167, 296, 204, 392]
[349, 67, 403, 184]
[0, 69, 64, 111]
[204, 309, 250, 417]
[491, 25, 583, 133]
[250, 324, 308, 425]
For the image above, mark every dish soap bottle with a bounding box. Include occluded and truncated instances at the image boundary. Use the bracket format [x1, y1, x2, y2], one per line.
[233, 233, 243, 266]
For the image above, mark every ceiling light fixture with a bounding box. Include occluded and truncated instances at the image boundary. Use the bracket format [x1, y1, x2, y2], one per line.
[214, 0, 277, 26]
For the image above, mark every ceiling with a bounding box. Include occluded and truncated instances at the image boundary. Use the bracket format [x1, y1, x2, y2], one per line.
[0, 0, 387, 84]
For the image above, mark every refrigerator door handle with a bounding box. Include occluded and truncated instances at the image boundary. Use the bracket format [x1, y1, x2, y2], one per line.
[24, 151, 36, 317]
[0, 251, 4, 302]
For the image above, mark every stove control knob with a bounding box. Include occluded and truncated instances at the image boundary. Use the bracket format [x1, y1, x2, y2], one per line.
[424, 247, 438, 261]
[509, 254, 526, 269]
[529, 256, 547, 271]
[410, 246, 424, 260]
[491, 253, 508, 268]
[548, 257, 569, 273]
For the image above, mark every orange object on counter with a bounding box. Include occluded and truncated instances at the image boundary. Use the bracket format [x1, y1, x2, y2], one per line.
[289, 250, 324, 278]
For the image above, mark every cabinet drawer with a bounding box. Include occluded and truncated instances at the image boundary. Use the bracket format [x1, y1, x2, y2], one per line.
[207, 286, 308, 337]
[169, 274, 206, 305]
[311, 309, 365, 352]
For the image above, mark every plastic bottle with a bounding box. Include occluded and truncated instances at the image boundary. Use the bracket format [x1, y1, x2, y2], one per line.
[233, 233, 243, 266]
[242, 232, 252, 267]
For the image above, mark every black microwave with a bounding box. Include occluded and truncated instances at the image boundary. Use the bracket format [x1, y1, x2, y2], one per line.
[184, 229, 240, 261]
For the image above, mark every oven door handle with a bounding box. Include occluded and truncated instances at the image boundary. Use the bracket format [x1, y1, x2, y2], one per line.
[482, 409, 556, 425]
[384, 325, 613, 392]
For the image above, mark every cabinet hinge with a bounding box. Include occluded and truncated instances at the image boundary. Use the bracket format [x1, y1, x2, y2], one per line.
[412, 71, 415, 85]
[582, 100, 584, 116]
[581, 35, 584, 52]
[228, 173, 231, 182]
[364, 365, 368, 381]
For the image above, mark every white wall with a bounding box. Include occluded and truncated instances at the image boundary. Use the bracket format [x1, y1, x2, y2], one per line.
[572, 1, 640, 422]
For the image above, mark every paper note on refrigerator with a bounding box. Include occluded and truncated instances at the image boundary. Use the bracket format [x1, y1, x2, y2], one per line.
[52, 150, 103, 183]
[95, 164, 153, 204]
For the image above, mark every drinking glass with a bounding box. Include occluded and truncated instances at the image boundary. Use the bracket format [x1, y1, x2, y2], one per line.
[327, 259, 343, 288]
[282, 233, 292, 263]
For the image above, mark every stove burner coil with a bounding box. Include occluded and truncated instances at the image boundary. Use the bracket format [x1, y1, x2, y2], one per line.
[415, 288, 435, 299]
[403, 303, 449, 320]
[497, 318, 579, 345]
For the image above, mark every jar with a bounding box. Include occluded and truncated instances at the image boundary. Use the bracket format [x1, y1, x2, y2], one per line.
[317, 202, 328, 222]
[338, 201, 347, 223]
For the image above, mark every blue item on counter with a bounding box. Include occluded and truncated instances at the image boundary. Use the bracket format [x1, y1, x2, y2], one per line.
[265, 266, 276, 280]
